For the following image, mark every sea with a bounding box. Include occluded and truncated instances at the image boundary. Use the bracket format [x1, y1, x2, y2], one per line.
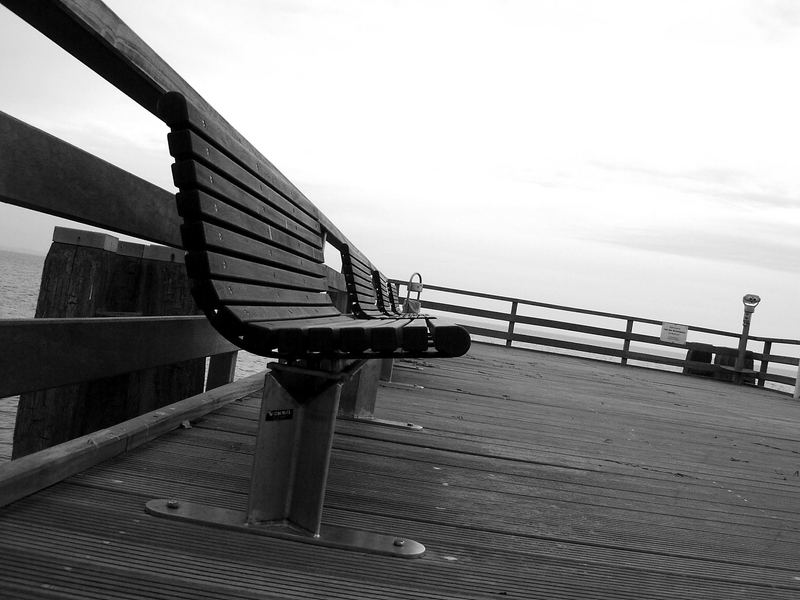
[0, 247, 268, 462]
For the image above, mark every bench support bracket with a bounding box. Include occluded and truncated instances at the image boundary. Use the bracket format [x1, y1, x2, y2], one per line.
[146, 364, 425, 558]
[338, 359, 422, 430]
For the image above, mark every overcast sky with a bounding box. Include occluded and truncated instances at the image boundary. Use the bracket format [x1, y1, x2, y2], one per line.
[1, 0, 800, 339]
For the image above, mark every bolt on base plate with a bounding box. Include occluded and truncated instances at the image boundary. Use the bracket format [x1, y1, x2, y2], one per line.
[145, 499, 425, 558]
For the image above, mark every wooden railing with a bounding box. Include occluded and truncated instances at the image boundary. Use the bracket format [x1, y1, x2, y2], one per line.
[0, 112, 240, 391]
[393, 281, 800, 391]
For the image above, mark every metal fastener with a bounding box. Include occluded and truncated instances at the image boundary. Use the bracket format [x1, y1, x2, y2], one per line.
[393, 538, 405, 547]
[166, 499, 180, 509]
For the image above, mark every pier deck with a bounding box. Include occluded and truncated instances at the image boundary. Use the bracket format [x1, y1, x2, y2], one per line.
[1, 343, 798, 599]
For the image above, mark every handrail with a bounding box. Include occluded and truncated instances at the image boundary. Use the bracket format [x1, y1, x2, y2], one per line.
[0, 316, 236, 397]
[393, 280, 800, 391]
[394, 280, 780, 341]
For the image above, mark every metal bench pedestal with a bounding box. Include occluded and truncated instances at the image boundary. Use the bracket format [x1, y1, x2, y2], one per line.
[146, 362, 425, 558]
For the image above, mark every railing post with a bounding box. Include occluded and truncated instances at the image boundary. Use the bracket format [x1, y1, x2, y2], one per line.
[757, 340, 771, 388]
[206, 351, 239, 390]
[621, 319, 634, 365]
[794, 358, 800, 400]
[506, 301, 518, 348]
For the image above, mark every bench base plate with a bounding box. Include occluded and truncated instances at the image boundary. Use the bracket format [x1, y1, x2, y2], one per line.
[145, 499, 426, 558]
[340, 416, 423, 431]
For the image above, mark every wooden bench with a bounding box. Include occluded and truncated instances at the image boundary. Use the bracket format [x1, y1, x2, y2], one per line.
[157, 92, 469, 361]
[0, 0, 468, 559]
[144, 91, 471, 558]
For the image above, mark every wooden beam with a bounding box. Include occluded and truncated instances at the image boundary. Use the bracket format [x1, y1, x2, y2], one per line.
[0, 111, 181, 247]
[0, 316, 236, 396]
[0, 372, 265, 509]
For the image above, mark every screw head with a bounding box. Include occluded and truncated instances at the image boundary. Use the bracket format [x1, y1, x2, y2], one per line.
[393, 538, 405, 547]
[166, 499, 180, 509]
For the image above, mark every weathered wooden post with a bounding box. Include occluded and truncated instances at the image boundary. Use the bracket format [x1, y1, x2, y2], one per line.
[621, 319, 634, 365]
[757, 340, 771, 388]
[506, 300, 518, 348]
[12, 227, 212, 458]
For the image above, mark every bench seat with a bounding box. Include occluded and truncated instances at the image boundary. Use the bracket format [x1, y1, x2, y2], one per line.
[157, 92, 469, 359]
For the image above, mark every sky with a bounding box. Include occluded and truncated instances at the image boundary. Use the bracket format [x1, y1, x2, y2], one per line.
[1, 0, 800, 340]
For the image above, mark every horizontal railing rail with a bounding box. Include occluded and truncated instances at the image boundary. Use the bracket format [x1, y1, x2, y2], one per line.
[393, 280, 800, 391]
[0, 316, 236, 398]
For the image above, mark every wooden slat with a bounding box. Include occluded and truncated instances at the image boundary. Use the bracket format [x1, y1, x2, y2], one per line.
[352, 292, 380, 309]
[243, 314, 365, 355]
[167, 129, 320, 233]
[201, 280, 332, 306]
[363, 318, 414, 353]
[0, 111, 180, 247]
[350, 280, 378, 298]
[187, 252, 327, 293]
[158, 92, 318, 220]
[348, 262, 375, 285]
[181, 222, 326, 278]
[427, 318, 472, 356]
[0, 316, 235, 397]
[178, 191, 323, 261]
[173, 161, 322, 248]
[223, 304, 342, 324]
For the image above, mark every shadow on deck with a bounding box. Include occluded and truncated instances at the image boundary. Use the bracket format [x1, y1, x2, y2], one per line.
[1, 343, 798, 599]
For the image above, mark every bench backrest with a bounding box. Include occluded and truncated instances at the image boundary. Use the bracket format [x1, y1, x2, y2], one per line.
[158, 92, 341, 355]
[373, 271, 401, 316]
[341, 244, 385, 319]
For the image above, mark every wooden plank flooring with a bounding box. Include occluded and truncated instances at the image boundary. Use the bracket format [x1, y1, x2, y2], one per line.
[1, 342, 799, 599]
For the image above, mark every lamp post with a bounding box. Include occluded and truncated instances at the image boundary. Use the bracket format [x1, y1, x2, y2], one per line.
[734, 294, 760, 384]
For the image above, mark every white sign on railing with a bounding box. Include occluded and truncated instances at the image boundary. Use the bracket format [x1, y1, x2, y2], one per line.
[660, 322, 688, 344]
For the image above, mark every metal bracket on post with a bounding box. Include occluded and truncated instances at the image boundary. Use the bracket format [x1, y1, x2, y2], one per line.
[146, 361, 425, 558]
